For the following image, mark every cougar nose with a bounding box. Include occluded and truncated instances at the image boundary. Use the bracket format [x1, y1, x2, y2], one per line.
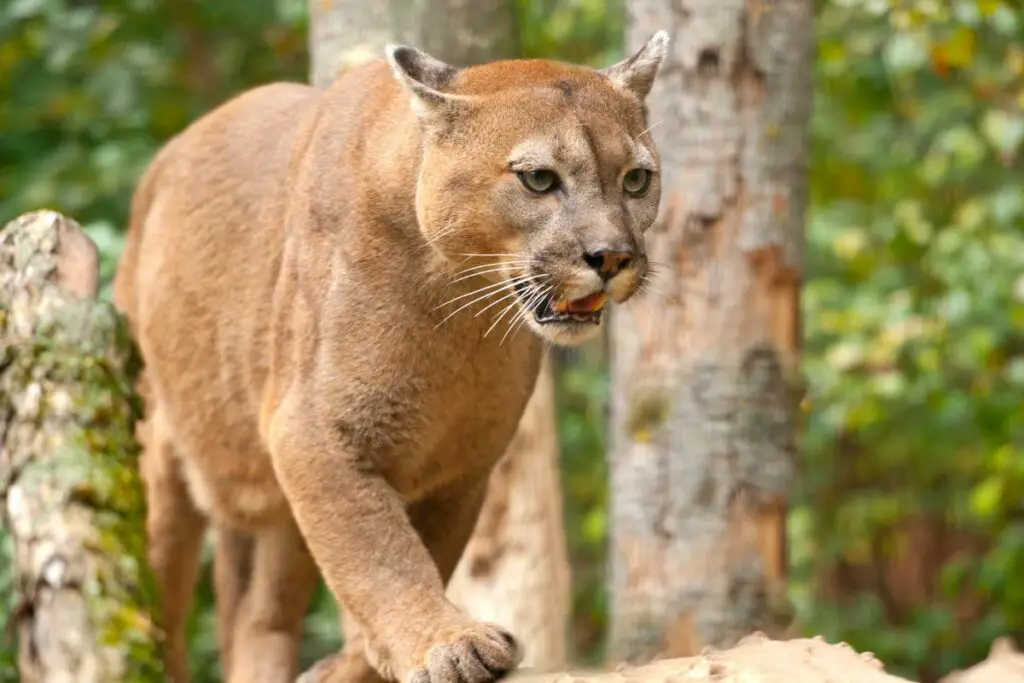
[583, 248, 634, 280]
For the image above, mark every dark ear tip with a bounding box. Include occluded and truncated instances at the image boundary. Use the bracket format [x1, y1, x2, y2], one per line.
[384, 44, 411, 65]
[385, 44, 460, 100]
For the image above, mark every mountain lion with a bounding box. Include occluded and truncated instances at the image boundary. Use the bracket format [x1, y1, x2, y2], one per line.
[114, 32, 668, 683]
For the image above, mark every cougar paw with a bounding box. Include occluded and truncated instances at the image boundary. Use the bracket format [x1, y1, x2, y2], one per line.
[407, 624, 522, 683]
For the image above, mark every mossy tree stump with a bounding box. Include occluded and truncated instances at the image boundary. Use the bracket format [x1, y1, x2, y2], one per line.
[0, 210, 162, 683]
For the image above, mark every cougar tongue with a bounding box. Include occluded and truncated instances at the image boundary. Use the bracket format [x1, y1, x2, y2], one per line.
[554, 291, 607, 315]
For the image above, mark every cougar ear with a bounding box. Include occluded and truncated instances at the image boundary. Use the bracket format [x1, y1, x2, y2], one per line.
[600, 30, 670, 100]
[385, 44, 470, 131]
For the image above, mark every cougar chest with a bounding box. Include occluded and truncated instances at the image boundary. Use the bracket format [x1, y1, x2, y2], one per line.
[370, 334, 542, 501]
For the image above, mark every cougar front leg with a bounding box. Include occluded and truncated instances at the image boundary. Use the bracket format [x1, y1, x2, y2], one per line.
[406, 482, 489, 584]
[300, 483, 498, 683]
[270, 416, 520, 683]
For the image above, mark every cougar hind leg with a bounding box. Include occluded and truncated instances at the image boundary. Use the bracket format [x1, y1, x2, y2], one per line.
[140, 407, 209, 683]
[223, 518, 320, 683]
[214, 527, 255, 680]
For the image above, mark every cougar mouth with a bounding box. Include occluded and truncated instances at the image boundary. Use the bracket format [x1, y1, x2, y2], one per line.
[514, 281, 606, 325]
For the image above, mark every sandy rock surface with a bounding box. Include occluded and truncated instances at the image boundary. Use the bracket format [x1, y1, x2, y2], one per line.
[513, 631, 1024, 683]
[938, 637, 1024, 683]
[514, 632, 910, 683]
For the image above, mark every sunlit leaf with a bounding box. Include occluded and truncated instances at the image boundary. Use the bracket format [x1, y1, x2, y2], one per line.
[981, 109, 1024, 156]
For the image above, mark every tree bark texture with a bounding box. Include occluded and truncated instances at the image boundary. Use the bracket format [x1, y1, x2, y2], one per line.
[310, 0, 519, 87]
[607, 0, 813, 663]
[0, 210, 160, 683]
[447, 356, 571, 671]
[307, 0, 570, 671]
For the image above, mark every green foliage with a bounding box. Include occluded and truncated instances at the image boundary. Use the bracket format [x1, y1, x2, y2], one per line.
[0, 0, 308, 256]
[555, 352, 612, 663]
[796, 0, 1024, 679]
[515, 0, 625, 65]
[0, 2, 309, 680]
[0, 531, 13, 683]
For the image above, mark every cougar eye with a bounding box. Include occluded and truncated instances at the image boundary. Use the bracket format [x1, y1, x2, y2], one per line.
[623, 168, 652, 196]
[518, 169, 559, 194]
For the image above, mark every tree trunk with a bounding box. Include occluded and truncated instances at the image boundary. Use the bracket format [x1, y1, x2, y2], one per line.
[310, 0, 519, 86]
[606, 0, 813, 664]
[0, 210, 160, 683]
[447, 356, 571, 670]
[307, 0, 570, 672]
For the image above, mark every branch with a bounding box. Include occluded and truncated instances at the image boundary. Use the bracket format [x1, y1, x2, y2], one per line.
[0, 210, 162, 683]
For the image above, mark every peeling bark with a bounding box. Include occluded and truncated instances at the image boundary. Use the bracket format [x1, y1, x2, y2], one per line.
[307, 0, 570, 671]
[607, 0, 813, 663]
[0, 210, 160, 683]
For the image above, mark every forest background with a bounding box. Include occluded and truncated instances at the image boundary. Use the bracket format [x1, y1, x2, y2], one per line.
[1, 1, 1023, 682]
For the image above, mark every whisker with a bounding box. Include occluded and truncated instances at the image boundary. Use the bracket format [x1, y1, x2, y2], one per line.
[499, 284, 545, 338]
[474, 286, 526, 318]
[433, 274, 542, 329]
[498, 300, 532, 347]
[637, 275, 667, 297]
[449, 266, 522, 285]
[501, 307, 531, 347]
[424, 227, 457, 245]
[635, 118, 665, 141]
[416, 223, 463, 253]
[453, 259, 534, 274]
[483, 276, 551, 338]
[517, 283, 550, 319]
[433, 276, 525, 311]
[455, 253, 524, 258]
[512, 285, 551, 340]
[448, 262, 535, 285]
[435, 288, 514, 329]
[503, 307, 536, 347]
[483, 297, 523, 338]
[501, 284, 552, 346]
[529, 283, 553, 308]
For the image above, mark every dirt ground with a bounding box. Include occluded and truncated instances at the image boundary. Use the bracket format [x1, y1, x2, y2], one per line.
[515, 632, 1024, 683]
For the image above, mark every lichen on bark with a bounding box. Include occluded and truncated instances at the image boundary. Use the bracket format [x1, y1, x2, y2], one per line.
[0, 210, 162, 683]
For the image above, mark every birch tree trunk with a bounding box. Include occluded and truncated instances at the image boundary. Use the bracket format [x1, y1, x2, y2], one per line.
[307, 0, 571, 671]
[606, 0, 813, 664]
[0, 210, 160, 683]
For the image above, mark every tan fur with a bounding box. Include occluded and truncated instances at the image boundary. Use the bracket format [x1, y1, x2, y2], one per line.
[114, 34, 668, 683]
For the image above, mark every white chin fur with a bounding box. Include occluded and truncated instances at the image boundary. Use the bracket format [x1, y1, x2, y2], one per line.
[525, 315, 604, 346]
